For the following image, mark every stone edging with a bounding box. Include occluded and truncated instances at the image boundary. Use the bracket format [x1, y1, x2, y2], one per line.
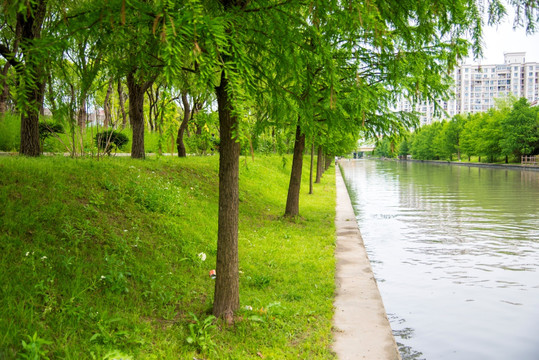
[332, 163, 401, 360]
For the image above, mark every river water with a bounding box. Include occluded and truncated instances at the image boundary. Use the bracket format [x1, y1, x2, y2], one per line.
[340, 160, 539, 360]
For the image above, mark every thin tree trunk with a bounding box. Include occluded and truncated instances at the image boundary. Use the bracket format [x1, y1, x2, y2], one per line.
[0, 63, 11, 117]
[104, 78, 113, 128]
[325, 154, 332, 170]
[77, 98, 86, 129]
[46, 72, 56, 116]
[38, 76, 46, 116]
[309, 142, 314, 195]
[285, 123, 305, 217]
[213, 69, 240, 322]
[127, 70, 147, 159]
[118, 78, 127, 129]
[315, 145, 323, 183]
[177, 93, 191, 157]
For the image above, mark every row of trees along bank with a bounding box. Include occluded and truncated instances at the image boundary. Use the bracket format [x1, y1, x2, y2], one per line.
[1, 0, 538, 320]
[376, 97, 539, 163]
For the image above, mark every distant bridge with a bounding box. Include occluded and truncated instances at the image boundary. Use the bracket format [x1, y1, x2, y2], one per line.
[358, 146, 375, 152]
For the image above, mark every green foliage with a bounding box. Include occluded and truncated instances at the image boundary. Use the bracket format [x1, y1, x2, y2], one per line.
[0, 113, 20, 151]
[95, 130, 129, 155]
[411, 122, 444, 160]
[499, 98, 539, 157]
[409, 98, 538, 163]
[374, 137, 397, 158]
[398, 136, 411, 157]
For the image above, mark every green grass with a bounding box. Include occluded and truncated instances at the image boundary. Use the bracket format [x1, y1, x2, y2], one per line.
[0, 154, 336, 359]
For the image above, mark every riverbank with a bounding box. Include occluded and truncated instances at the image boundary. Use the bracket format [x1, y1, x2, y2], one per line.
[0, 155, 336, 359]
[394, 158, 539, 172]
[333, 162, 401, 360]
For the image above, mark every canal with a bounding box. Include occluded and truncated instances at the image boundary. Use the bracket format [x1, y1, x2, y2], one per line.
[340, 160, 539, 360]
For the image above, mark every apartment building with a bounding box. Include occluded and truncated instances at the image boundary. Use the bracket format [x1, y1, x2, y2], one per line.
[394, 52, 539, 125]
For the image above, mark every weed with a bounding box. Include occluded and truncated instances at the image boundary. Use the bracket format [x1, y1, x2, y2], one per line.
[18, 333, 52, 360]
[186, 313, 217, 355]
[102, 350, 133, 360]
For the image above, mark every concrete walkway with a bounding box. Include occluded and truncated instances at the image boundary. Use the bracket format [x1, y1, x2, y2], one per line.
[333, 163, 401, 360]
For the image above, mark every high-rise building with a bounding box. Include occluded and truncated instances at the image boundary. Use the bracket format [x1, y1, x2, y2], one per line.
[394, 52, 539, 125]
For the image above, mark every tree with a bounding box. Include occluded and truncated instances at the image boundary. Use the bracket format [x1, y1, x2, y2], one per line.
[460, 114, 480, 161]
[477, 110, 503, 162]
[500, 98, 539, 159]
[0, 0, 49, 156]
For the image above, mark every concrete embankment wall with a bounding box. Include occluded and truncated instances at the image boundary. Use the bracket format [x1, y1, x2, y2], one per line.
[332, 162, 401, 360]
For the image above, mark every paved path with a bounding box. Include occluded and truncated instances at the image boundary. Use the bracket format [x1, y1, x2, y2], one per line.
[333, 163, 401, 360]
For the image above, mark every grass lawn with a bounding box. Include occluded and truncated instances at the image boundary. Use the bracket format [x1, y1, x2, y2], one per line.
[0, 154, 336, 359]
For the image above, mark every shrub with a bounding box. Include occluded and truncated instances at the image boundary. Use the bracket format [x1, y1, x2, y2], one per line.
[38, 122, 65, 141]
[95, 130, 129, 155]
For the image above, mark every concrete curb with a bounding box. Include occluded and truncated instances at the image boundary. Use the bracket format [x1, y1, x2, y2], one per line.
[332, 163, 401, 360]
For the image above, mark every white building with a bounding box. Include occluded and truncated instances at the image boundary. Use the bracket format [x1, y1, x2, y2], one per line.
[394, 52, 539, 125]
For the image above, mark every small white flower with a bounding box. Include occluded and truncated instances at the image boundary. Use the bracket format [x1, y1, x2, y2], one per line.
[41, 256, 47, 260]
[198, 252, 207, 261]
[100, 275, 106, 280]
[25, 252, 30, 257]
[124, 229, 128, 232]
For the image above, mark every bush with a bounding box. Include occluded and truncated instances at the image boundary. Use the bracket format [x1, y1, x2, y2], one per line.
[95, 130, 129, 155]
[39, 122, 65, 141]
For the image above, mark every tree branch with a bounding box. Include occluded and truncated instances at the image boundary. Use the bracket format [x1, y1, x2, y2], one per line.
[0, 44, 21, 68]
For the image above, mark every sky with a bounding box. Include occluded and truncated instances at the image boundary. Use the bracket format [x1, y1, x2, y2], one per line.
[466, 12, 539, 65]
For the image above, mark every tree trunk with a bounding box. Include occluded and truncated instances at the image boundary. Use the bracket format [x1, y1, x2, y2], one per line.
[285, 123, 305, 217]
[315, 145, 323, 183]
[325, 154, 332, 170]
[20, 97, 41, 156]
[104, 78, 113, 128]
[213, 69, 240, 322]
[309, 142, 314, 195]
[77, 98, 86, 129]
[118, 78, 128, 129]
[127, 70, 148, 159]
[177, 93, 191, 157]
[14, 0, 47, 156]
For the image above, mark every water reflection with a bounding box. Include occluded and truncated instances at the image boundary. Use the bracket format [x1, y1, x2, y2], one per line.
[341, 160, 539, 360]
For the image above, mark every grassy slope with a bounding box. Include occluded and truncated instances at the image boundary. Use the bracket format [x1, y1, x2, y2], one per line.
[0, 154, 336, 359]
